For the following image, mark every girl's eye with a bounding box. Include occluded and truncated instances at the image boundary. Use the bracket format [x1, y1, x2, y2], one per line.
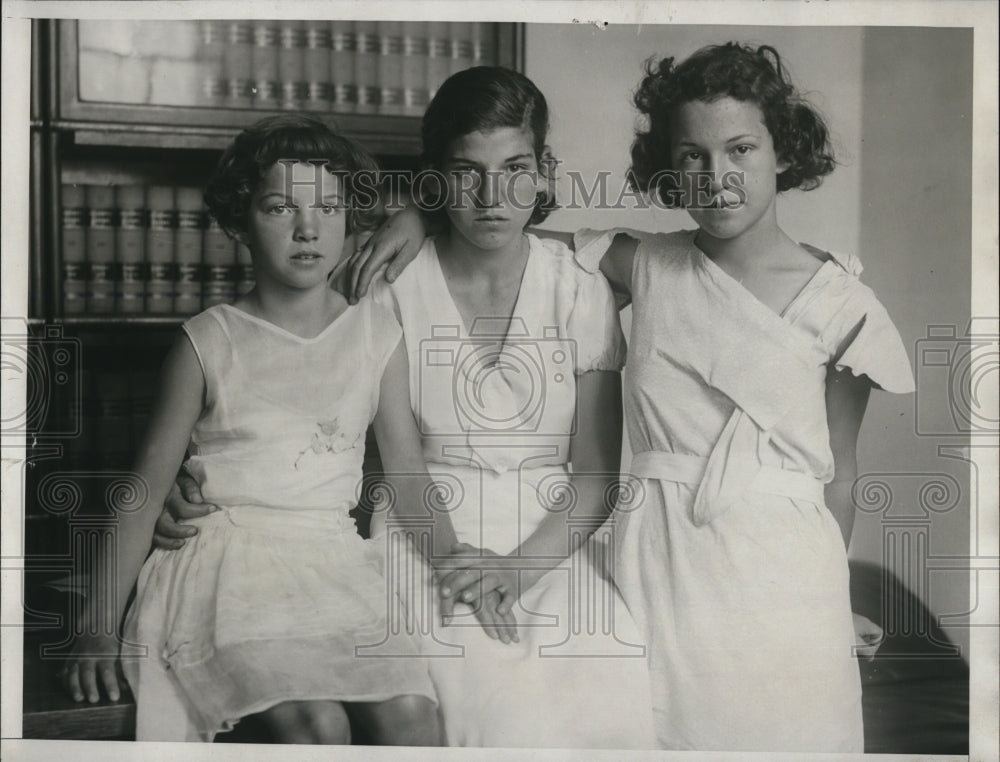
[733, 145, 754, 156]
[268, 204, 292, 214]
[320, 204, 341, 215]
[507, 164, 529, 173]
[680, 151, 703, 164]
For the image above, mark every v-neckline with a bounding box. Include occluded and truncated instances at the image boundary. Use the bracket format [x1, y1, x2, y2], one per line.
[428, 235, 534, 342]
[220, 302, 352, 343]
[689, 234, 834, 322]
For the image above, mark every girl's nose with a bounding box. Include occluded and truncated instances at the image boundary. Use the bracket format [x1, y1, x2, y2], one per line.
[705, 154, 729, 193]
[293, 208, 319, 241]
[474, 170, 503, 208]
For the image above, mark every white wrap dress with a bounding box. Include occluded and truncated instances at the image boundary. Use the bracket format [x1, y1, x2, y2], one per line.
[576, 228, 915, 752]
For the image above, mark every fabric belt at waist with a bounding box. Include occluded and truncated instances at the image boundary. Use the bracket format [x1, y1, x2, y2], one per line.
[186, 503, 357, 537]
[629, 451, 825, 505]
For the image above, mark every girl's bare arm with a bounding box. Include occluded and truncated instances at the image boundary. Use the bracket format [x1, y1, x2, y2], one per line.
[371, 339, 459, 553]
[824, 364, 872, 548]
[65, 333, 205, 702]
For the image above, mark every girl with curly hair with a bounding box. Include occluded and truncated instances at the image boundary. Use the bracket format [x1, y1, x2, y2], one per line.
[566, 42, 914, 752]
[61, 115, 443, 744]
[348, 43, 910, 752]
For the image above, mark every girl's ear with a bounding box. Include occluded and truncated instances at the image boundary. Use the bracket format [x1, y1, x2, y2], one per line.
[776, 153, 792, 176]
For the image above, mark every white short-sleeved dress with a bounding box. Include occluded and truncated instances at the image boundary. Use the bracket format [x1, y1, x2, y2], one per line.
[122, 301, 436, 742]
[370, 234, 656, 749]
[576, 228, 915, 752]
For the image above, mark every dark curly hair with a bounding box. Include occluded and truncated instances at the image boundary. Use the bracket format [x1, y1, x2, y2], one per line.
[629, 43, 835, 207]
[421, 66, 557, 225]
[205, 114, 381, 238]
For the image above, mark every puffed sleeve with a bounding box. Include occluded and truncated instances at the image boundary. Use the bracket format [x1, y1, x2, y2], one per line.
[566, 265, 627, 374]
[573, 227, 647, 274]
[833, 287, 915, 394]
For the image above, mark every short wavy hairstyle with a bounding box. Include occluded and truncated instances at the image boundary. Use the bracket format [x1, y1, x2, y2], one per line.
[205, 114, 381, 238]
[629, 43, 836, 207]
[421, 66, 558, 225]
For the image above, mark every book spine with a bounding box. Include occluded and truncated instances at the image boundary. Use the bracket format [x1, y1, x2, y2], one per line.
[449, 22, 475, 76]
[354, 21, 379, 114]
[252, 20, 281, 110]
[145, 185, 177, 314]
[235, 242, 255, 297]
[303, 23, 331, 112]
[202, 215, 236, 308]
[402, 23, 429, 117]
[115, 185, 147, 314]
[199, 20, 227, 107]
[330, 21, 358, 111]
[426, 22, 451, 101]
[85, 185, 116, 315]
[279, 20, 308, 111]
[377, 21, 405, 116]
[174, 186, 204, 315]
[61, 184, 89, 315]
[224, 21, 254, 108]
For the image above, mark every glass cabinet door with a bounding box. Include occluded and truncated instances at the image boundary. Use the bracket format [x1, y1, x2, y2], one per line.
[62, 19, 517, 139]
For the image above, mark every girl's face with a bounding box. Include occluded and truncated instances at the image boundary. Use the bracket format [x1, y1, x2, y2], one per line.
[241, 161, 347, 292]
[441, 127, 544, 253]
[669, 97, 789, 243]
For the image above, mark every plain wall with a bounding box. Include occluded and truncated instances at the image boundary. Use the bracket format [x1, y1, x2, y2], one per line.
[854, 27, 973, 657]
[525, 25, 972, 655]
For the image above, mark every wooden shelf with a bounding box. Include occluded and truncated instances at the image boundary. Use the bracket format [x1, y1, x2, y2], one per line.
[52, 117, 421, 155]
[47, 316, 187, 327]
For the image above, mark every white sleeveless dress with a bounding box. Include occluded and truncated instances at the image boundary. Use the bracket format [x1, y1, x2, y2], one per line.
[370, 234, 657, 749]
[122, 301, 436, 741]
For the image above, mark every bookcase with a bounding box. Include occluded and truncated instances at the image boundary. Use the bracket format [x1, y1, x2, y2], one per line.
[22, 18, 523, 738]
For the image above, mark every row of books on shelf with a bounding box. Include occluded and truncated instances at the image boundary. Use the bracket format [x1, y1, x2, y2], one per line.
[62, 183, 254, 317]
[77, 20, 497, 116]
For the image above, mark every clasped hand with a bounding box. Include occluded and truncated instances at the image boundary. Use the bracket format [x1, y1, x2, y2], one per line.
[434, 542, 522, 645]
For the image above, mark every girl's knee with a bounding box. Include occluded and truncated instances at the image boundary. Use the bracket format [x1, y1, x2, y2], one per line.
[368, 695, 441, 746]
[303, 702, 351, 744]
[262, 700, 351, 744]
